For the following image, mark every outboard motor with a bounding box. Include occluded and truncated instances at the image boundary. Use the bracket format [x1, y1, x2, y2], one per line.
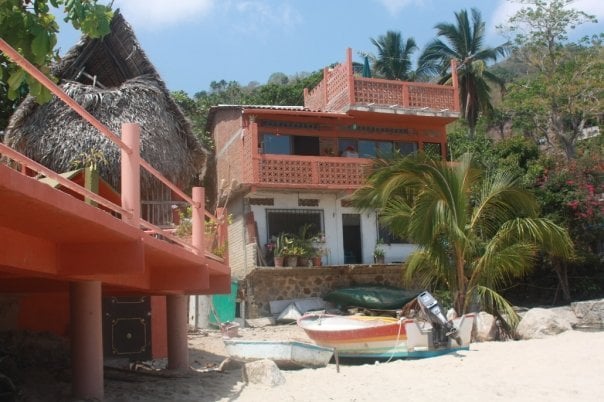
[417, 291, 462, 346]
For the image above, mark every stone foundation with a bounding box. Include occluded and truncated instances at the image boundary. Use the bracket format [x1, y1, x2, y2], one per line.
[242, 265, 406, 318]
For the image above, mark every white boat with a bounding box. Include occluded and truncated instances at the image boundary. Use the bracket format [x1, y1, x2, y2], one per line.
[223, 339, 334, 369]
[297, 291, 475, 359]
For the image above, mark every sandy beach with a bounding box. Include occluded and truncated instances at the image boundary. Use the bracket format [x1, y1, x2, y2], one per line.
[89, 324, 604, 402]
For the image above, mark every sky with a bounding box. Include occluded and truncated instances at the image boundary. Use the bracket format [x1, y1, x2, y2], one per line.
[56, 0, 604, 95]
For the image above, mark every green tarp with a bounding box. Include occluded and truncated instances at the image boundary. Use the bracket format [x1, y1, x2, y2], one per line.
[324, 286, 419, 310]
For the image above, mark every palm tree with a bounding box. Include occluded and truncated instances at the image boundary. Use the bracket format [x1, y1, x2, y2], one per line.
[352, 153, 573, 325]
[370, 31, 418, 81]
[418, 8, 509, 136]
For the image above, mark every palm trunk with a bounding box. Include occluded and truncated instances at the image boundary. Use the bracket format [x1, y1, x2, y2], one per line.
[454, 252, 466, 314]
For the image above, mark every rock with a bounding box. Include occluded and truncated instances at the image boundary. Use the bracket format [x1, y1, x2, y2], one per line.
[473, 312, 497, 342]
[245, 317, 276, 328]
[516, 308, 572, 339]
[549, 306, 579, 327]
[571, 299, 604, 326]
[242, 359, 285, 386]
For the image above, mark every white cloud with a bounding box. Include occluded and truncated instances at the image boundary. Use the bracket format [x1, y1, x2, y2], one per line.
[491, 0, 604, 30]
[224, 1, 303, 35]
[113, 0, 215, 27]
[374, 0, 422, 15]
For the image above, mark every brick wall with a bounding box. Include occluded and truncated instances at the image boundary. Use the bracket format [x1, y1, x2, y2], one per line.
[213, 109, 245, 188]
[242, 265, 406, 318]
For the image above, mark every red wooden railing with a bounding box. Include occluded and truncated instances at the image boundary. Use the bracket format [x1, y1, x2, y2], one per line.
[0, 38, 227, 262]
[304, 48, 460, 113]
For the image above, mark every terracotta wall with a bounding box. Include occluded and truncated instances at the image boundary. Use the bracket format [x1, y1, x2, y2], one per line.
[242, 265, 406, 318]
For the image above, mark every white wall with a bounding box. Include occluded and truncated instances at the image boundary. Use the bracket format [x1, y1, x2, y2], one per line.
[247, 192, 416, 265]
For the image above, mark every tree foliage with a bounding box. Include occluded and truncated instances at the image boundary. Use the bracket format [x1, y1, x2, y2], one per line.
[369, 31, 418, 80]
[0, 0, 113, 128]
[499, 0, 601, 158]
[418, 8, 510, 136]
[352, 153, 573, 324]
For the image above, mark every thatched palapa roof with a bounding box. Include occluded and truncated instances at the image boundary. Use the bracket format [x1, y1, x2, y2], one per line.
[4, 11, 206, 200]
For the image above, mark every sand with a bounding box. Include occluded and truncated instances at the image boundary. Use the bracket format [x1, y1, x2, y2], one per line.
[96, 324, 604, 402]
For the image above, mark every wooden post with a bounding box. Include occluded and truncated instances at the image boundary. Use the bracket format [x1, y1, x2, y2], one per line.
[121, 123, 141, 225]
[70, 281, 103, 399]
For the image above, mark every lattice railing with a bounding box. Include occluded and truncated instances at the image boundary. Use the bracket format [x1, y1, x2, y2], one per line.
[407, 84, 455, 110]
[354, 78, 405, 105]
[253, 155, 368, 188]
[317, 160, 366, 186]
[324, 63, 350, 112]
[303, 48, 459, 113]
[258, 159, 314, 184]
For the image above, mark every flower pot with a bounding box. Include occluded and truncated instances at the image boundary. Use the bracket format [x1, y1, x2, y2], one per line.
[311, 256, 322, 267]
[374, 256, 385, 264]
[274, 256, 284, 268]
[285, 256, 298, 267]
[298, 257, 309, 267]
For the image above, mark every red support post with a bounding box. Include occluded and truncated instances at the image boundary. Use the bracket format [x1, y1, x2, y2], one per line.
[402, 83, 409, 108]
[192, 187, 205, 256]
[121, 123, 141, 226]
[70, 281, 103, 399]
[166, 295, 189, 370]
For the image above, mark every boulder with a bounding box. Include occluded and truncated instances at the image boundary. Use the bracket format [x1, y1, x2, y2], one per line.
[516, 308, 572, 339]
[242, 359, 285, 386]
[473, 312, 497, 342]
[571, 299, 604, 326]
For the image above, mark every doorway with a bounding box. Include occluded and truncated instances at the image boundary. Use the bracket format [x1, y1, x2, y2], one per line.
[342, 213, 362, 263]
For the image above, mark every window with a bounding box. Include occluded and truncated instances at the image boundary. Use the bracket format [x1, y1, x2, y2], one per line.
[266, 209, 324, 240]
[395, 141, 418, 155]
[262, 133, 290, 154]
[424, 142, 442, 158]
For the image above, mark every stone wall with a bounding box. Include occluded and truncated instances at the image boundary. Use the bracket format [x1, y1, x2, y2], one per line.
[242, 265, 406, 318]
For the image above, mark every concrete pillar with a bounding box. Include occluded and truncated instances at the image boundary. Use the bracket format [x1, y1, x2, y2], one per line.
[188, 295, 211, 329]
[121, 123, 141, 226]
[167, 294, 189, 370]
[70, 281, 103, 399]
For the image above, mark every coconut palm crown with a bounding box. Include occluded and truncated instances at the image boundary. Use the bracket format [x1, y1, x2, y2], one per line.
[418, 8, 510, 136]
[369, 31, 418, 81]
[352, 152, 573, 325]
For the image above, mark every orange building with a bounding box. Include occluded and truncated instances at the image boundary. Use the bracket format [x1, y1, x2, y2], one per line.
[208, 49, 459, 315]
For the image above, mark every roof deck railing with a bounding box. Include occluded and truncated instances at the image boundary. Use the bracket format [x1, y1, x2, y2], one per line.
[304, 48, 460, 114]
[0, 38, 226, 262]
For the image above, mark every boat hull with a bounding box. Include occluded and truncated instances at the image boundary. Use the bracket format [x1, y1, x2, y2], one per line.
[297, 313, 475, 359]
[223, 339, 334, 369]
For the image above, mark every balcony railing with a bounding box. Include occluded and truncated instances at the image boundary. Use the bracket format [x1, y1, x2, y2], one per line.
[304, 48, 460, 114]
[247, 154, 370, 190]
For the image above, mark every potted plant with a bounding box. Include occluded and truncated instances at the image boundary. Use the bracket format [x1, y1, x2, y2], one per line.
[311, 244, 329, 266]
[373, 240, 385, 264]
[273, 233, 290, 268]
